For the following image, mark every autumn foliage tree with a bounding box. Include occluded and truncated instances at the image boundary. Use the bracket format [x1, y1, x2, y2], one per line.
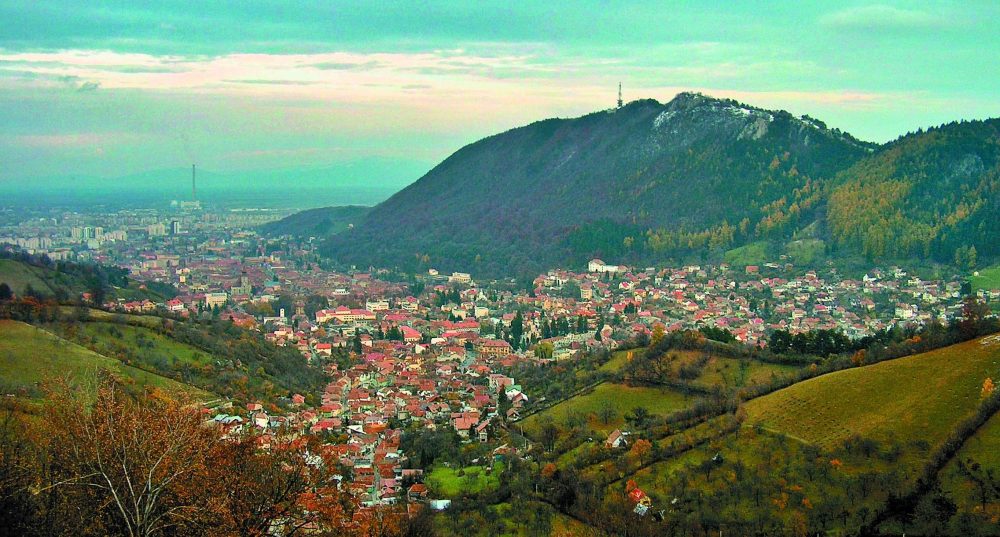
[630, 439, 653, 466]
[2, 376, 363, 537]
[41, 379, 222, 536]
[210, 432, 341, 537]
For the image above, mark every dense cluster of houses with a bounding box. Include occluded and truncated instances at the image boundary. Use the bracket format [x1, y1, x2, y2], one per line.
[70, 221, 979, 513]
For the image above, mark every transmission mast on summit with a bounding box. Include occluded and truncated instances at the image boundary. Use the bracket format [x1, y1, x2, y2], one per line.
[617, 82, 623, 109]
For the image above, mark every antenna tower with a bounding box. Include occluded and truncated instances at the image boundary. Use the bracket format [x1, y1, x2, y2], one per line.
[617, 82, 623, 109]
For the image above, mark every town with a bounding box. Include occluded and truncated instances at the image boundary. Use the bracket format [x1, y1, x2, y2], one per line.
[1, 202, 990, 517]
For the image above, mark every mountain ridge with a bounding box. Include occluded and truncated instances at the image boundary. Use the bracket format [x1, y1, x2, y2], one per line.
[320, 92, 876, 275]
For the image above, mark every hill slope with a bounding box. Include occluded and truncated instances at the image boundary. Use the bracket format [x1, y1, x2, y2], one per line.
[0, 320, 211, 402]
[745, 336, 1000, 451]
[261, 205, 370, 238]
[322, 93, 874, 275]
[41, 313, 328, 404]
[827, 118, 1000, 265]
[0, 252, 175, 303]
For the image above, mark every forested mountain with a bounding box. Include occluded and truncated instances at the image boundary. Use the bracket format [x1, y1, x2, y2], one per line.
[311, 93, 999, 276]
[261, 205, 371, 238]
[827, 118, 1000, 267]
[322, 92, 874, 275]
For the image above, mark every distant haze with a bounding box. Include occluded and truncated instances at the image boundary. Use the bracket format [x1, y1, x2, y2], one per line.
[0, 160, 426, 209]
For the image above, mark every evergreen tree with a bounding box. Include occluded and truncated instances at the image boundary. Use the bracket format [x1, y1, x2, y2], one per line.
[510, 311, 524, 349]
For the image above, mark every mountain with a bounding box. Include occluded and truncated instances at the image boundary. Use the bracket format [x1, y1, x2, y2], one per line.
[321, 92, 875, 276]
[826, 118, 1000, 266]
[261, 205, 371, 238]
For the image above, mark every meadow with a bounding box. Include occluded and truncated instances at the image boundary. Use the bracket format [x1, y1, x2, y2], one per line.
[0, 259, 65, 296]
[427, 463, 503, 497]
[971, 264, 1000, 291]
[521, 382, 693, 435]
[937, 410, 1000, 516]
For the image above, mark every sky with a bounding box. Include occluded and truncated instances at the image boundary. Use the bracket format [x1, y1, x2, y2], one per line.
[1, 1, 998, 187]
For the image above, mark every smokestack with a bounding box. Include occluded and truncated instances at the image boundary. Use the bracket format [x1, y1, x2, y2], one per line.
[191, 164, 196, 201]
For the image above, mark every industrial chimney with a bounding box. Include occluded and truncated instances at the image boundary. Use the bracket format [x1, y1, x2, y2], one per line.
[191, 164, 197, 201]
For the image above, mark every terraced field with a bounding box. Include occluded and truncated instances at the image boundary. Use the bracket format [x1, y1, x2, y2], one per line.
[745, 337, 1000, 450]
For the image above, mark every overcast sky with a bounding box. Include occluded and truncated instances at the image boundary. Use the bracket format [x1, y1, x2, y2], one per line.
[2, 1, 998, 183]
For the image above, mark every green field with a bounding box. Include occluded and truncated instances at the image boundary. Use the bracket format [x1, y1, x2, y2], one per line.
[0, 320, 212, 402]
[522, 382, 694, 435]
[785, 238, 825, 264]
[427, 463, 502, 497]
[599, 349, 637, 373]
[432, 498, 591, 537]
[971, 264, 1000, 291]
[694, 356, 798, 389]
[724, 242, 767, 266]
[0, 259, 70, 297]
[937, 410, 1000, 514]
[73, 321, 216, 368]
[745, 337, 1000, 451]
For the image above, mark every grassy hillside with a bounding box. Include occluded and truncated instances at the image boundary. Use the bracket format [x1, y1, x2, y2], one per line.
[522, 383, 693, 436]
[0, 320, 211, 403]
[691, 356, 798, 390]
[723, 242, 767, 266]
[0, 259, 57, 296]
[597, 337, 1000, 535]
[0, 256, 174, 303]
[936, 410, 1000, 520]
[42, 316, 326, 404]
[745, 337, 1000, 451]
[971, 264, 1000, 291]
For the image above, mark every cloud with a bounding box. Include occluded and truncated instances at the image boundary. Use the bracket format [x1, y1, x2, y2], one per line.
[14, 132, 115, 148]
[311, 61, 380, 71]
[820, 5, 942, 31]
[77, 80, 100, 92]
[54, 74, 100, 92]
[224, 79, 319, 86]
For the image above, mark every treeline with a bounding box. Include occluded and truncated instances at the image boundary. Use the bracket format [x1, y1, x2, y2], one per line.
[867, 388, 1000, 534]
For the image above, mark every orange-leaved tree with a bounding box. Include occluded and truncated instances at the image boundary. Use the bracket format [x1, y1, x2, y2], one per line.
[42, 379, 220, 537]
